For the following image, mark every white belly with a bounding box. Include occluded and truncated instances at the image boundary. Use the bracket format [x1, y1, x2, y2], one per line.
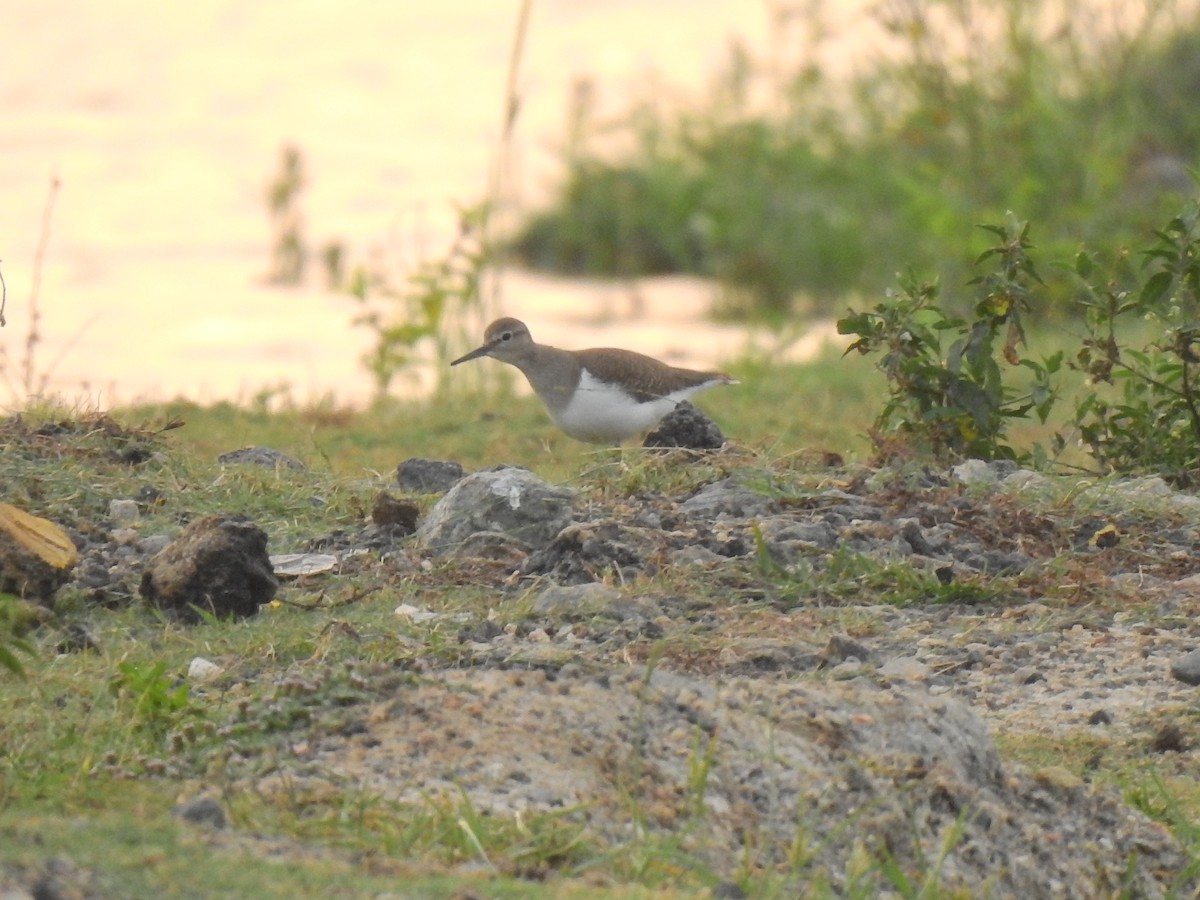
[550, 370, 709, 444]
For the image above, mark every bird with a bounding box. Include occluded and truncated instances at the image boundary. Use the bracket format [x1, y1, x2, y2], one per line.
[450, 317, 737, 444]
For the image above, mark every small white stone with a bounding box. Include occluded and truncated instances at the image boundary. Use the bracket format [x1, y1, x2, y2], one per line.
[394, 603, 439, 622]
[271, 553, 337, 577]
[879, 656, 931, 682]
[187, 657, 222, 682]
[952, 459, 995, 486]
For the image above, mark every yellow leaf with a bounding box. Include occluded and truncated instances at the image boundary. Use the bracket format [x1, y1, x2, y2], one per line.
[0, 503, 78, 569]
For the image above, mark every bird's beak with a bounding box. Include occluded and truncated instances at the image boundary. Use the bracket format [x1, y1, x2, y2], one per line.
[450, 342, 494, 366]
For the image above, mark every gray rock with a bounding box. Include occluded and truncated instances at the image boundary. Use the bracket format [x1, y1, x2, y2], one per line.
[396, 457, 466, 493]
[680, 477, 772, 519]
[416, 467, 574, 555]
[107, 498, 140, 525]
[136, 534, 172, 556]
[533, 582, 621, 615]
[216, 446, 305, 470]
[879, 655, 931, 681]
[757, 516, 839, 550]
[952, 458, 1018, 486]
[669, 544, 726, 566]
[316, 666, 1189, 897]
[962, 549, 1034, 575]
[951, 458, 997, 486]
[1170, 647, 1200, 686]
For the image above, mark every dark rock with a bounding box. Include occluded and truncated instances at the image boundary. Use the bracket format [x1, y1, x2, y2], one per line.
[457, 618, 505, 644]
[1150, 723, 1189, 753]
[55, 623, 101, 654]
[446, 531, 530, 565]
[370, 491, 420, 533]
[0, 504, 78, 606]
[643, 401, 727, 450]
[135, 484, 164, 509]
[521, 522, 645, 584]
[174, 796, 227, 829]
[729, 641, 823, 674]
[216, 446, 305, 470]
[416, 467, 574, 555]
[396, 457, 466, 493]
[140, 515, 277, 622]
[26, 855, 94, 900]
[1170, 647, 1200, 686]
[897, 518, 941, 555]
[1088, 709, 1114, 726]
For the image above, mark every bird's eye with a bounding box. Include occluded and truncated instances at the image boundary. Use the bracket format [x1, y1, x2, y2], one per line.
[501, 331, 513, 341]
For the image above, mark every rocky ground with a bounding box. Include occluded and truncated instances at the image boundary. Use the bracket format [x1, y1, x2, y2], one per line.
[4, 414, 1200, 897]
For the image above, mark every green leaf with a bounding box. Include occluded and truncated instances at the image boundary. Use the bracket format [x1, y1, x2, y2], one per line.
[837, 313, 872, 335]
[1140, 271, 1174, 308]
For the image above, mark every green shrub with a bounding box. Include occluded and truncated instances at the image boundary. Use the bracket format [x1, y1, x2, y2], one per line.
[839, 216, 1060, 461]
[510, 0, 1197, 320]
[843, 200, 1200, 482]
[1066, 202, 1200, 484]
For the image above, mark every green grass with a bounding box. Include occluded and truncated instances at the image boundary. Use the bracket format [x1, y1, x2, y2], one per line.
[2, 342, 1199, 897]
[115, 345, 879, 482]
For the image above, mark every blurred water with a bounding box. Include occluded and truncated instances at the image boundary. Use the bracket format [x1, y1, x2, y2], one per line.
[0, 0, 847, 406]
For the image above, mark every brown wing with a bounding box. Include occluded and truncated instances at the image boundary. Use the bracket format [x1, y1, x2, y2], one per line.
[575, 347, 730, 403]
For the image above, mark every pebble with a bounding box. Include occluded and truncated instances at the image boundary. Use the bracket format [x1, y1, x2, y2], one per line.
[1169, 647, 1200, 686]
[173, 796, 227, 829]
[532, 582, 620, 615]
[216, 446, 305, 470]
[879, 656, 931, 681]
[108, 499, 140, 524]
[187, 657, 223, 682]
[395, 457, 467, 493]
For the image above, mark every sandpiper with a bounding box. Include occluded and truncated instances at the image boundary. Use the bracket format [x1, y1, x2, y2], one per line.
[451, 317, 737, 444]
